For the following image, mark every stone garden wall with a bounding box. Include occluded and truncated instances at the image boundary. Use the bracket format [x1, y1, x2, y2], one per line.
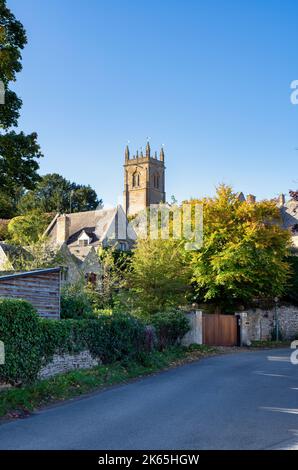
[39, 350, 100, 379]
[238, 305, 298, 345]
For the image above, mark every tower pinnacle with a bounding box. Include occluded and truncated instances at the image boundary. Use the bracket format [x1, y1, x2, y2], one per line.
[125, 145, 130, 160]
[146, 140, 151, 158]
[160, 146, 165, 161]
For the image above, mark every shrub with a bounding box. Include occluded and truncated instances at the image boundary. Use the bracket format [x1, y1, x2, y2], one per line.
[0, 219, 9, 241]
[151, 310, 190, 350]
[61, 283, 94, 319]
[40, 314, 147, 363]
[1, 300, 191, 386]
[0, 299, 43, 385]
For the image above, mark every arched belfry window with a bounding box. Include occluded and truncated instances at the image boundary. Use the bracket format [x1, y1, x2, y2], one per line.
[133, 172, 140, 187]
[153, 173, 160, 189]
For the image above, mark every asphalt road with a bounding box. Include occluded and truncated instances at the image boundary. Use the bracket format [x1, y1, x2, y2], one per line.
[0, 348, 297, 450]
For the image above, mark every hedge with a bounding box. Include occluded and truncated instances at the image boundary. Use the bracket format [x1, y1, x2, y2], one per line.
[0, 299, 43, 385]
[0, 299, 189, 386]
[150, 310, 190, 350]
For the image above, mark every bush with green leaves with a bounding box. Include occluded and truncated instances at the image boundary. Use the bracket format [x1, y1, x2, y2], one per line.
[41, 313, 147, 364]
[0, 299, 43, 385]
[60, 283, 94, 319]
[1, 298, 191, 385]
[0, 299, 148, 384]
[150, 310, 190, 350]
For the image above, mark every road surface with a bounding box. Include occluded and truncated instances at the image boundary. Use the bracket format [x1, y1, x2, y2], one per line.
[0, 348, 297, 450]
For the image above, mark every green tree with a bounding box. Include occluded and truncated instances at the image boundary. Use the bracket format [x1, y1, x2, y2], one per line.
[18, 173, 102, 213]
[0, 0, 42, 217]
[190, 185, 291, 310]
[126, 239, 192, 316]
[7, 210, 51, 245]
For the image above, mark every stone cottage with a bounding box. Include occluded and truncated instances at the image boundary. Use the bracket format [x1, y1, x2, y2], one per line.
[44, 205, 136, 284]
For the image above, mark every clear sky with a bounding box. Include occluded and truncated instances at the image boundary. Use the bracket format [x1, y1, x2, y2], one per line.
[7, 0, 298, 207]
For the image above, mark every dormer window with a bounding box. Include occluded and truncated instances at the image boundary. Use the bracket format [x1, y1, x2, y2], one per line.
[78, 230, 91, 247]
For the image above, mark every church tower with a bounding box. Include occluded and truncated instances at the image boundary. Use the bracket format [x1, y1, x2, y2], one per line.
[123, 141, 166, 216]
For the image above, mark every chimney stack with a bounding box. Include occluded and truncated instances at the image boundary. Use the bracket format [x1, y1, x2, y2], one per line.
[57, 215, 70, 245]
[246, 194, 256, 204]
[278, 193, 285, 206]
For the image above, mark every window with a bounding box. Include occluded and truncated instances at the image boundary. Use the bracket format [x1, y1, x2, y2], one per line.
[133, 172, 140, 187]
[156, 174, 160, 188]
[119, 242, 127, 251]
[85, 272, 97, 286]
[79, 239, 88, 247]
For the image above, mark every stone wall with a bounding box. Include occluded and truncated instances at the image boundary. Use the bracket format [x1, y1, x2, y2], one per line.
[181, 311, 203, 346]
[39, 350, 100, 380]
[237, 305, 298, 345]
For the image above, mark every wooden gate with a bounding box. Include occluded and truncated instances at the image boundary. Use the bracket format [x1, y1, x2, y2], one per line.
[203, 314, 238, 346]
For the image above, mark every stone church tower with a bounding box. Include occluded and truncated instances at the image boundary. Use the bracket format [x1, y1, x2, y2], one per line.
[123, 142, 166, 216]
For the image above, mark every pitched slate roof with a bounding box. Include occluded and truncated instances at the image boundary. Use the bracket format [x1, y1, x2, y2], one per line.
[45, 208, 119, 244]
[280, 199, 298, 230]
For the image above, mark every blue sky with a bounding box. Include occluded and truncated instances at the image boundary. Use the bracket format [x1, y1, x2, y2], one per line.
[8, 0, 298, 206]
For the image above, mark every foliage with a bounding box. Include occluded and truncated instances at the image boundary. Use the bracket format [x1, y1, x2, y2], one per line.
[3, 239, 65, 272]
[0, 298, 148, 384]
[0, 296, 195, 386]
[7, 210, 51, 245]
[250, 340, 289, 348]
[40, 313, 147, 365]
[285, 256, 298, 305]
[126, 239, 192, 316]
[60, 283, 94, 319]
[0, 299, 42, 385]
[18, 173, 102, 214]
[97, 247, 131, 309]
[0, 191, 15, 219]
[0, 217, 9, 240]
[0, 1, 42, 217]
[189, 185, 291, 310]
[150, 310, 190, 350]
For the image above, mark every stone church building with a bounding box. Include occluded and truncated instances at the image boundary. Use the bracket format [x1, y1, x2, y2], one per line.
[123, 141, 166, 216]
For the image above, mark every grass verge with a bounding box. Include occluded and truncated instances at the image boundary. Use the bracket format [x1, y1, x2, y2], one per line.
[250, 340, 291, 348]
[0, 345, 216, 420]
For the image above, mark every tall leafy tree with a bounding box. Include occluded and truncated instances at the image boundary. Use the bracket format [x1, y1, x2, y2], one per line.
[190, 185, 292, 310]
[126, 239, 192, 316]
[7, 210, 51, 245]
[0, 0, 42, 217]
[18, 173, 102, 213]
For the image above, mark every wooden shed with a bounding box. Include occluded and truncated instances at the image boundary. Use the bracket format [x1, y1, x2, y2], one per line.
[0, 267, 61, 319]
